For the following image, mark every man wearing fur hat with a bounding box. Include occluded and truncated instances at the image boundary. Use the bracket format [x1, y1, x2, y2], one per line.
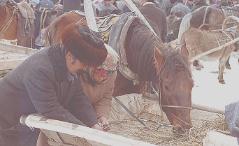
[37, 44, 119, 146]
[0, 23, 108, 146]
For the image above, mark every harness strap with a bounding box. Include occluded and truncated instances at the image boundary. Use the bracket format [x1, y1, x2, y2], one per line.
[117, 15, 140, 85]
[0, 6, 17, 39]
[199, 6, 210, 29]
[113, 96, 149, 128]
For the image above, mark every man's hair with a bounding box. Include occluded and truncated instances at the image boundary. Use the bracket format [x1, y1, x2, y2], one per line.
[61, 23, 107, 67]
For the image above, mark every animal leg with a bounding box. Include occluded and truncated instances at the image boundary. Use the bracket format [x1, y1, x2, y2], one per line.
[225, 57, 231, 70]
[193, 60, 204, 70]
[218, 59, 226, 84]
[218, 46, 234, 84]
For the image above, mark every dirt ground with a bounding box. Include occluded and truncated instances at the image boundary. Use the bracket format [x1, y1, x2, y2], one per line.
[108, 56, 239, 146]
[0, 56, 236, 146]
[109, 109, 227, 146]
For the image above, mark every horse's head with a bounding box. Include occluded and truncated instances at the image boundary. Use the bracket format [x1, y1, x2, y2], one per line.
[167, 15, 182, 41]
[155, 47, 193, 134]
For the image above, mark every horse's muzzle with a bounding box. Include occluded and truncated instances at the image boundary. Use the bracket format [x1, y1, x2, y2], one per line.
[172, 124, 192, 135]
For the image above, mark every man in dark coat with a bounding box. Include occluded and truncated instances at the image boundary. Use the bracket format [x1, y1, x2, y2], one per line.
[0, 23, 107, 146]
[63, 0, 83, 12]
[139, 0, 168, 42]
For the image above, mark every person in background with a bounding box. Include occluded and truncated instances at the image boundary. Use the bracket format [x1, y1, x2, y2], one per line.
[115, 0, 131, 13]
[93, 0, 121, 17]
[139, 0, 168, 42]
[0, 23, 107, 146]
[154, 0, 177, 15]
[63, 0, 83, 12]
[191, 0, 207, 11]
[184, 0, 194, 9]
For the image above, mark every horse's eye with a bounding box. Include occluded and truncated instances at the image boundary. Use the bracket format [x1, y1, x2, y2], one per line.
[164, 85, 170, 91]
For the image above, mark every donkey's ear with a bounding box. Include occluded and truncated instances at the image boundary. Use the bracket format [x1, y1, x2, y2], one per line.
[180, 43, 189, 59]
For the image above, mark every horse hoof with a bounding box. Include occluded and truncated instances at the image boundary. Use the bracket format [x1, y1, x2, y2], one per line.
[194, 65, 203, 70]
[172, 127, 188, 136]
[226, 65, 231, 70]
[219, 79, 225, 84]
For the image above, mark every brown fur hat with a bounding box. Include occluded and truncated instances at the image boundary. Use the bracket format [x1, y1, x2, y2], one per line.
[61, 23, 107, 67]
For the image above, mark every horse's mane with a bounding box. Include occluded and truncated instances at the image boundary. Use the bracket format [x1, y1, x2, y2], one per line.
[125, 18, 160, 81]
[190, 6, 212, 29]
[160, 47, 191, 81]
[125, 18, 191, 82]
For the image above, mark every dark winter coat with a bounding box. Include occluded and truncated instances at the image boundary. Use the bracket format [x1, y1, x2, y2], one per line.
[0, 45, 98, 146]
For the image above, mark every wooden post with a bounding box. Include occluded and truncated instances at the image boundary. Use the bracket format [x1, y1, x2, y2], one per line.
[142, 93, 225, 114]
[20, 114, 156, 146]
[190, 36, 239, 61]
[123, 0, 158, 37]
[83, 0, 98, 32]
[192, 104, 224, 114]
[0, 42, 37, 55]
[0, 58, 26, 70]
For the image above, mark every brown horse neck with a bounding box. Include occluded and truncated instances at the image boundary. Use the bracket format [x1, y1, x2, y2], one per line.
[0, 6, 7, 23]
[154, 45, 166, 76]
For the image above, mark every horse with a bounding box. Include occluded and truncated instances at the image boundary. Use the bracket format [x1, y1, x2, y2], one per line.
[221, 5, 239, 68]
[178, 5, 225, 41]
[0, 0, 35, 47]
[178, 6, 227, 69]
[181, 27, 236, 84]
[43, 11, 194, 133]
[0, 0, 18, 42]
[0, 0, 63, 48]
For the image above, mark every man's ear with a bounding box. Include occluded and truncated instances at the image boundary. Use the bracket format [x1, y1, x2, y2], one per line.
[67, 52, 77, 64]
[65, 51, 75, 64]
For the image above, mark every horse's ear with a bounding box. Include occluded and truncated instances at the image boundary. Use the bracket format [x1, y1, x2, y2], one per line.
[154, 48, 164, 74]
[180, 43, 189, 59]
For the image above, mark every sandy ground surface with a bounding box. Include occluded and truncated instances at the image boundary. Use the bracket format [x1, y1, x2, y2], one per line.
[109, 55, 239, 146]
[109, 110, 226, 146]
[0, 51, 238, 146]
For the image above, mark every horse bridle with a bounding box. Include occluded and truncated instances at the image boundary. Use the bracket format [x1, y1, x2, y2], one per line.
[199, 6, 227, 30]
[0, 4, 17, 39]
[155, 52, 192, 128]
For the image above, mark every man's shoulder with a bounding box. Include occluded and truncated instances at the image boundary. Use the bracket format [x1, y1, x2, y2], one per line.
[16, 48, 54, 77]
[2, 48, 54, 84]
[24, 48, 52, 69]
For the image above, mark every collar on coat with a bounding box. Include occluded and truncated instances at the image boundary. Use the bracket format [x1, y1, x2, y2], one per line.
[48, 44, 69, 82]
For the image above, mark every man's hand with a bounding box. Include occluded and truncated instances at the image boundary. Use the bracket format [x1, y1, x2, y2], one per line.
[98, 116, 110, 131]
[91, 123, 103, 131]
